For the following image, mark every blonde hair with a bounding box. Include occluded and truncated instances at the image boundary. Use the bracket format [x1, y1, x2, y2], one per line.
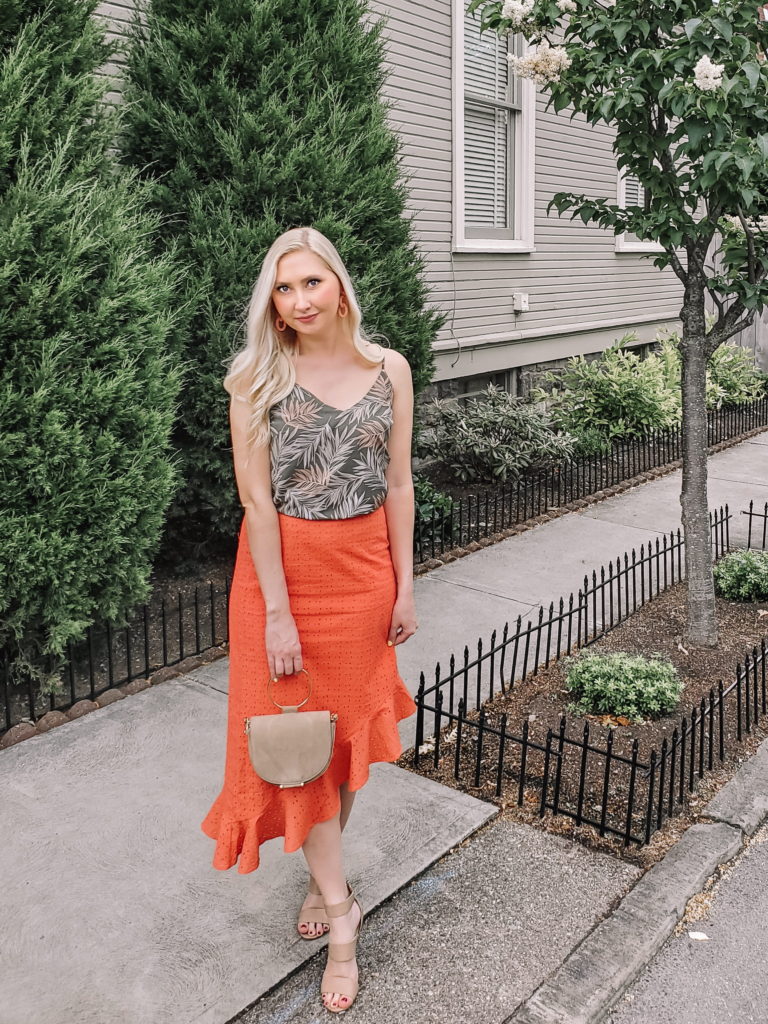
[224, 226, 387, 449]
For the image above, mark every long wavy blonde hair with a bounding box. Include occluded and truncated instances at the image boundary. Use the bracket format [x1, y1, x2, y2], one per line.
[224, 226, 387, 450]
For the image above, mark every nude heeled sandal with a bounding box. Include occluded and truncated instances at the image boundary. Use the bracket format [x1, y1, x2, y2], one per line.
[321, 883, 364, 1013]
[297, 875, 330, 940]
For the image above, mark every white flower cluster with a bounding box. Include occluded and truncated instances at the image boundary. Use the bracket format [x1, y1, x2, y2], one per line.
[508, 39, 573, 83]
[557, 0, 577, 11]
[693, 54, 724, 91]
[501, 0, 535, 28]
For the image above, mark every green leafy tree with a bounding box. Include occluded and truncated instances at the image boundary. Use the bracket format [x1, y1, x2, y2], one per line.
[117, 0, 444, 562]
[468, 0, 768, 646]
[0, 1, 185, 699]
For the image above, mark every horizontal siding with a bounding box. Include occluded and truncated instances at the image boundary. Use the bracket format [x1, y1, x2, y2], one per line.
[365, 0, 458, 336]
[94, 0, 140, 43]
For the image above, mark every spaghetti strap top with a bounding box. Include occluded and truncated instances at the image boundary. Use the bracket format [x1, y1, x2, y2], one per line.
[258, 359, 393, 520]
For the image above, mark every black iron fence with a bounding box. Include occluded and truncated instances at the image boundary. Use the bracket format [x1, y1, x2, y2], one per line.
[743, 498, 768, 551]
[413, 503, 768, 846]
[1, 578, 233, 733]
[414, 395, 768, 562]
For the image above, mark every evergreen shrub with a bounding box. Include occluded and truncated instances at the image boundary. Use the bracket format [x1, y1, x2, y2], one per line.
[0, 3, 185, 696]
[564, 651, 683, 723]
[712, 550, 768, 602]
[118, 0, 444, 560]
[417, 384, 577, 484]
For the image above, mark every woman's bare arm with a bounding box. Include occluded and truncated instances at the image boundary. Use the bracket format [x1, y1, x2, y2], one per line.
[381, 351, 418, 645]
[229, 395, 303, 677]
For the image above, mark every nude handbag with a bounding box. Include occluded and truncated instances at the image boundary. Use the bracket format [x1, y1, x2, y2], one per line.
[243, 668, 338, 789]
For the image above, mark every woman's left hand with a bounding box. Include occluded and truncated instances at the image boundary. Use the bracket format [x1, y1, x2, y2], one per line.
[387, 591, 418, 646]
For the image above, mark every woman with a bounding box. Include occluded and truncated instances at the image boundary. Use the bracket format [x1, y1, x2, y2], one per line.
[201, 226, 418, 1013]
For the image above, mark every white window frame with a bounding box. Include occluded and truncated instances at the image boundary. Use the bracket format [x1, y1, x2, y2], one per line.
[453, 0, 536, 253]
[615, 170, 663, 253]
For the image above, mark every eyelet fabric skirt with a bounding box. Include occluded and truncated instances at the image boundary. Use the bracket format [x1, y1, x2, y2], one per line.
[200, 505, 416, 873]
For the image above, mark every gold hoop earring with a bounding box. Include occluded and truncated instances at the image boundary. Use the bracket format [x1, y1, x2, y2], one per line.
[338, 296, 348, 318]
[275, 316, 287, 332]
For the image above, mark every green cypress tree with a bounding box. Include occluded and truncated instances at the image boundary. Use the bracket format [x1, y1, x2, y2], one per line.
[0, 1, 186, 701]
[118, 0, 444, 560]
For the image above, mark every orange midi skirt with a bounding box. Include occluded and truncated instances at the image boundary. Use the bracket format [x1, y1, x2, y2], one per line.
[200, 504, 416, 873]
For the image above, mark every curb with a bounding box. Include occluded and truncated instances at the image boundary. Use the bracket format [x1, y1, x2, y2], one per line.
[503, 736, 768, 1024]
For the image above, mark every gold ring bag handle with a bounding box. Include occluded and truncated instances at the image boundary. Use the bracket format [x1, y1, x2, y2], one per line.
[244, 667, 338, 789]
[267, 666, 312, 712]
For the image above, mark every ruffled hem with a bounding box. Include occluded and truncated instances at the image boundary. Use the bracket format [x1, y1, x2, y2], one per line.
[200, 684, 416, 874]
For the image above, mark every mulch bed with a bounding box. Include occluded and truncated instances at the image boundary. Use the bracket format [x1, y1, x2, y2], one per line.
[397, 578, 768, 870]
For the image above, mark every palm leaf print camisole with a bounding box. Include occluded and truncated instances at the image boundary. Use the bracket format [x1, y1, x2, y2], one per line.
[267, 360, 393, 520]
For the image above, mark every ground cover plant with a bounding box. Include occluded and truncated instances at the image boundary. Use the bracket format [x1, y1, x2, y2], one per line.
[713, 548, 768, 602]
[564, 651, 683, 723]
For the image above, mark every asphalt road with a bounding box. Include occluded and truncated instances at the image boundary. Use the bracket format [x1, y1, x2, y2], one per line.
[608, 823, 768, 1024]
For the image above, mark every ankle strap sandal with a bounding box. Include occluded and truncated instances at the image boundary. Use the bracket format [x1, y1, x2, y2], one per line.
[297, 875, 330, 940]
[321, 883, 364, 1013]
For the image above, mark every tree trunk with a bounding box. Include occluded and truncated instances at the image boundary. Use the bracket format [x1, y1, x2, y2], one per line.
[679, 275, 719, 647]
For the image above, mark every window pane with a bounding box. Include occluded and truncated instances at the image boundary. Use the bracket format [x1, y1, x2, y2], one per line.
[464, 0, 509, 103]
[621, 174, 649, 243]
[624, 174, 645, 206]
[465, 102, 510, 228]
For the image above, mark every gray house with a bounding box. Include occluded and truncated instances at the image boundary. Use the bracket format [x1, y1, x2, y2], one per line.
[97, 1, 755, 399]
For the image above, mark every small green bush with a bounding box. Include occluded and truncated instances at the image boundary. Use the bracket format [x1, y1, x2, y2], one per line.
[564, 651, 683, 723]
[417, 384, 577, 484]
[709, 340, 766, 407]
[531, 333, 682, 443]
[414, 477, 456, 550]
[655, 329, 766, 409]
[563, 425, 614, 458]
[713, 549, 768, 602]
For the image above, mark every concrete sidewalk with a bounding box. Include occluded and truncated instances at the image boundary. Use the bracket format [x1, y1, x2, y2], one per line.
[2, 431, 767, 1024]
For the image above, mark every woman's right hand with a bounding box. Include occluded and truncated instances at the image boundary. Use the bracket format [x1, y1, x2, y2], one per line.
[265, 610, 303, 679]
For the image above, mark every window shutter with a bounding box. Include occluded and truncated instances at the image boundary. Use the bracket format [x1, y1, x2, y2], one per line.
[464, 6, 509, 105]
[464, 3, 512, 228]
[623, 174, 645, 207]
[465, 105, 508, 225]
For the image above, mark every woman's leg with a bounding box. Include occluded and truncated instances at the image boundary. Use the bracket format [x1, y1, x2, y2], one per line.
[301, 803, 362, 1012]
[339, 780, 356, 830]
[298, 783, 357, 938]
